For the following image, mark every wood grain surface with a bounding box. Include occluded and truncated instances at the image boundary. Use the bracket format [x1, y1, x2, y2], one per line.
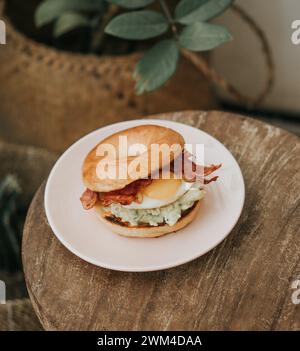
[22, 111, 300, 331]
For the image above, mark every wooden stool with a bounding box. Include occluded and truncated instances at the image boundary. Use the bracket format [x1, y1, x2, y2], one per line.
[22, 111, 300, 330]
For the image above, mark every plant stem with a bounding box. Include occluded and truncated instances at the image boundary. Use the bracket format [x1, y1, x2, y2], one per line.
[180, 48, 252, 106]
[90, 4, 119, 53]
[157, 1, 248, 104]
[180, 3, 275, 107]
[159, 0, 178, 40]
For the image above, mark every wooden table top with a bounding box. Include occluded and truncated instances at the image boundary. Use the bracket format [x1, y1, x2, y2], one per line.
[22, 111, 300, 331]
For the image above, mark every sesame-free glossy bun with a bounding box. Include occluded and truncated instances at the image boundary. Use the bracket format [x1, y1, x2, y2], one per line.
[94, 200, 201, 238]
[82, 125, 185, 193]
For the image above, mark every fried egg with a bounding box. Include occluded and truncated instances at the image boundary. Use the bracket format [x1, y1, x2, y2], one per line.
[123, 178, 193, 210]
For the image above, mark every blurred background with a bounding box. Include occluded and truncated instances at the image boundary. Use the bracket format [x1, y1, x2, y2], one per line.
[213, 0, 300, 134]
[0, 0, 299, 330]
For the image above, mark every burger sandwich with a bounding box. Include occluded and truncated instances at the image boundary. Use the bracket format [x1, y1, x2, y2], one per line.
[80, 125, 221, 238]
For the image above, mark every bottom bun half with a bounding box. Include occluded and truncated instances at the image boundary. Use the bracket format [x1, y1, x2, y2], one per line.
[94, 200, 202, 238]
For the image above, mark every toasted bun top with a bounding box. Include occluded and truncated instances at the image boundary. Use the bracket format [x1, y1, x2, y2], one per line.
[82, 125, 185, 192]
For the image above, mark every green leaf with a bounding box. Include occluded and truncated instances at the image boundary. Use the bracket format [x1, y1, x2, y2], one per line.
[179, 22, 232, 51]
[134, 39, 179, 94]
[175, 0, 208, 22]
[35, 0, 105, 27]
[105, 0, 155, 9]
[175, 0, 233, 24]
[53, 12, 90, 37]
[105, 10, 169, 40]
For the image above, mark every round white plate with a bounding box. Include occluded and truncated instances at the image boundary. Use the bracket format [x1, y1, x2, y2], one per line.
[45, 119, 245, 272]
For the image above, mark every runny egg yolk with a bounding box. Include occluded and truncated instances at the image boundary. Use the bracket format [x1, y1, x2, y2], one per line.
[142, 178, 182, 200]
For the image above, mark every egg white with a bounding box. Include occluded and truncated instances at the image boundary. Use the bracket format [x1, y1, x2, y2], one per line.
[123, 181, 193, 210]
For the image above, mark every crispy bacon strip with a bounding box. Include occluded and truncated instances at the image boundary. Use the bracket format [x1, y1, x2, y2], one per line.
[81, 150, 221, 209]
[171, 150, 221, 183]
[80, 188, 98, 210]
[204, 176, 219, 184]
[100, 179, 152, 206]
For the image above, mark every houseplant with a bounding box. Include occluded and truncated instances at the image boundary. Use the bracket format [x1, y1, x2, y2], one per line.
[0, 0, 273, 152]
[34, 0, 234, 94]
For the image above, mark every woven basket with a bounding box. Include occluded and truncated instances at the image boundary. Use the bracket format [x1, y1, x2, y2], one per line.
[0, 139, 57, 206]
[0, 298, 42, 331]
[0, 3, 216, 153]
[0, 140, 57, 330]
